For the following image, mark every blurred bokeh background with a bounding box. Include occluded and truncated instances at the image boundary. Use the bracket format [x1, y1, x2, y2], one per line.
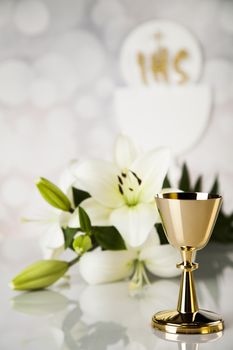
[0, 0, 232, 243]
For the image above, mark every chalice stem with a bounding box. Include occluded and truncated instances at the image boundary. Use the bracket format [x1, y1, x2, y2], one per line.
[177, 247, 199, 314]
[177, 270, 199, 314]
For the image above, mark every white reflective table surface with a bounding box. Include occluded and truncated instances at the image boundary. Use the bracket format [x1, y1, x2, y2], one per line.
[1, 240, 233, 350]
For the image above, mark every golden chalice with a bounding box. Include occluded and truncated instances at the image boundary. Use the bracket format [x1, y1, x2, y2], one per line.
[152, 192, 224, 334]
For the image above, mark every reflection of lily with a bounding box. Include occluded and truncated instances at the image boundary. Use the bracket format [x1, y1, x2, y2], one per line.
[74, 135, 170, 247]
[10, 255, 225, 350]
[64, 317, 128, 350]
[79, 280, 179, 349]
[11, 288, 129, 350]
[12, 280, 204, 350]
[79, 228, 180, 289]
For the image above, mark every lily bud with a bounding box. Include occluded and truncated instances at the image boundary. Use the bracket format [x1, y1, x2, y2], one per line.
[36, 177, 72, 212]
[73, 235, 92, 256]
[11, 260, 69, 291]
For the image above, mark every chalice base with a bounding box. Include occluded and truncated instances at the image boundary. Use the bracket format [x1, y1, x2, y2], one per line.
[152, 309, 224, 334]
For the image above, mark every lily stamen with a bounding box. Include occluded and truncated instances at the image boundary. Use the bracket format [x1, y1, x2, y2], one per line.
[117, 170, 142, 205]
[130, 170, 142, 185]
[117, 175, 123, 185]
[118, 184, 124, 195]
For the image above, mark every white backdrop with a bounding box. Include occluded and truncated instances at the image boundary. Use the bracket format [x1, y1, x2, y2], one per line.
[0, 0, 232, 240]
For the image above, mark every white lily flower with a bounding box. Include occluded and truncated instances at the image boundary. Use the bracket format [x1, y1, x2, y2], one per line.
[73, 135, 170, 247]
[79, 228, 180, 289]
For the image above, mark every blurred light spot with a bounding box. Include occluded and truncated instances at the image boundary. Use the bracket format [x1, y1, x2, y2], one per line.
[74, 95, 101, 120]
[104, 16, 135, 51]
[45, 108, 78, 162]
[91, 0, 125, 27]
[1, 177, 29, 207]
[46, 107, 76, 134]
[14, 0, 50, 36]
[0, 0, 13, 28]
[34, 53, 78, 100]
[44, 0, 84, 32]
[52, 30, 106, 85]
[95, 77, 115, 98]
[0, 202, 8, 222]
[0, 60, 34, 106]
[0, 113, 14, 174]
[15, 115, 37, 136]
[88, 125, 114, 158]
[30, 78, 57, 108]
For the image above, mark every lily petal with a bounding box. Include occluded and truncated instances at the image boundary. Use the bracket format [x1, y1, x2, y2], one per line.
[114, 134, 139, 170]
[79, 248, 136, 285]
[59, 211, 73, 228]
[40, 221, 65, 259]
[80, 197, 111, 226]
[139, 227, 160, 251]
[141, 244, 180, 278]
[67, 208, 80, 228]
[58, 160, 79, 207]
[73, 160, 124, 208]
[132, 148, 170, 203]
[110, 203, 157, 247]
[58, 161, 78, 193]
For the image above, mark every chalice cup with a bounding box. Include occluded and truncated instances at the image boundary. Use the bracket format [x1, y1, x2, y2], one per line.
[152, 192, 224, 334]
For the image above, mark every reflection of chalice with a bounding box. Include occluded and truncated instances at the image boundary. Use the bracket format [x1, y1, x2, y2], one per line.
[154, 329, 223, 350]
[152, 192, 224, 334]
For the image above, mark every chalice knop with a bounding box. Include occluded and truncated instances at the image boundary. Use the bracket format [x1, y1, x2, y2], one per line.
[152, 192, 224, 334]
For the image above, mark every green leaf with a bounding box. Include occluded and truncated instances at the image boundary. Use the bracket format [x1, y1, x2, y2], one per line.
[209, 177, 219, 194]
[155, 224, 169, 245]
[79, 207, 91, 234]
[193, 176, 202, 192]
[11, 260, 69, 291]
[162, 175, 171, 188]
[36, 177, 72, 212]
[178, 163, 191, 191]
[92, 226, 126, 250]
[62, 227, 79, 249]
[72, 187, 90, 207]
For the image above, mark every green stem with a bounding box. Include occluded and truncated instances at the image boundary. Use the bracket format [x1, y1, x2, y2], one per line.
[68, 256, 80, 267]
[141, 263, 150, 285]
